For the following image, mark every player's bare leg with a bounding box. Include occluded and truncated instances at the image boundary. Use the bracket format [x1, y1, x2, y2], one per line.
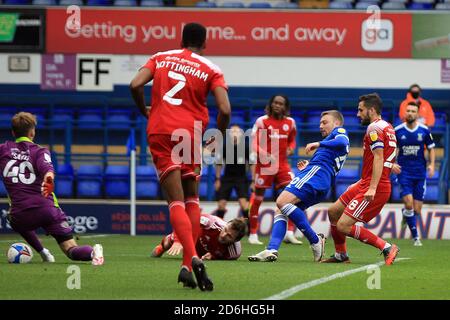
[322, 199, 350, 263]
[59, 238, 103, 265]
[248, 188, 265, 245]
[238, 197, 250, 235]
[412, 199, 423, 246]
[161, 170, 200, 289]
[216, 199, 227, 219]
[337, 214, 400, 265]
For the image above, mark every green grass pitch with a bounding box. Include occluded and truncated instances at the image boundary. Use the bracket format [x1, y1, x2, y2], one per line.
[1, 234, 449, 300]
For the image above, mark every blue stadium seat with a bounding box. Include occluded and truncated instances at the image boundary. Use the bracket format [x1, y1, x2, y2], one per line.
[105, 165, 130, 198]
[76, 165, 103, 198]
[355, 2, 378, 9]
[408, 1, 434, 9]
[434, 112, 447, 129]
[248, 2, 272, 8]
[51, 107, 74, 128]
[78, 108, 103, 128]
[264, 187, 274, 200]
[32, 0, 57, 4]
[336, 166, 359, 197]
[328, 1, 353, 9]
[106, 109, 132, 128]
[86, 0, 113, 5]
[23, 107, 47, 127]
[391, 179, 402, 201]
[424, 183, 439, 202]
[0, 107, 17, 128]
[141, 0, 163, 6]
[196, 1, 217, 7]
[136, 165, 159, 199]
[56, 164, 74, 197]
[114, 0, 137, 5]
[59, 0, 83, 4]
[4, 0, 31, 4]
[220, 1, 245, 7]
[0, 180, 7, 197]
[230, 112, 246, 125]
[381, 1, 407, 9]
[199, 180, 208, 198]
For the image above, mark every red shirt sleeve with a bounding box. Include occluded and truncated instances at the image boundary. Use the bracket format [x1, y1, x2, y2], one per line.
[288, 120, 297, 151]
[141, 56, 157, 74]
[209, 69, 228, 92]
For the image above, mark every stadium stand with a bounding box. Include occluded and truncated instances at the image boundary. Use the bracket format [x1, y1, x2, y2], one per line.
[76, 165, 103, 198]
[105, 165, 130, 198]
[55, 164, 75, 198]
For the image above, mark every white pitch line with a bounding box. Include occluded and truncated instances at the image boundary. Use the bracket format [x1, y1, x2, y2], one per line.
[263, 257, 411, 300]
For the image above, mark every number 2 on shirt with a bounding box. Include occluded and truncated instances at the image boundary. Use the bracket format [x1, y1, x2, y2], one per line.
[163, 71, 186, 106]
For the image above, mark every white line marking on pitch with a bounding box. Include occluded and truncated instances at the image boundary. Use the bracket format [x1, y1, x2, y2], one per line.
[263, 257, 411, 300]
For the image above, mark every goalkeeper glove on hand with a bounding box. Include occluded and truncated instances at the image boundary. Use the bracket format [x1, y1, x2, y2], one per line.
[41, 175, 54, 198]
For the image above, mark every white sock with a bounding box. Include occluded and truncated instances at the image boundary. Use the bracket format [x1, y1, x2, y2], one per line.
[383, 243, 391, 250]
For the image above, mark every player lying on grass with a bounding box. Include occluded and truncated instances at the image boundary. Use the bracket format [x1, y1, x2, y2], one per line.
[152, 213, 246, 260]
[248, 110, 349, 262]
[0, 112, 103, 265]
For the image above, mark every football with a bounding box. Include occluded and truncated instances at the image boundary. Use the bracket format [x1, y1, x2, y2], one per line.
[7, 243, 33, 264]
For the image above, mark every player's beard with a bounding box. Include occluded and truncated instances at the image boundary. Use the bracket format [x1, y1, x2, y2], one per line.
[406, 117, 416, 124]
[360, 116, 371, 126]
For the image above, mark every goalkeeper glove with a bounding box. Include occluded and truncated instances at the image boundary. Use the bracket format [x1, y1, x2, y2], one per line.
[41, 175, 54, 198]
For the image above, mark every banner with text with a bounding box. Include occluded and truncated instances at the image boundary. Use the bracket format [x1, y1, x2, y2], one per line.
[46, 8, 412, 58]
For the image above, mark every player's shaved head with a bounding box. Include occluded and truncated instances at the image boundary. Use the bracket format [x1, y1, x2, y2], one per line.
[359, 93, 383, 115]
[181, 23, 207, 49]
[11, 112, 37, 138]
[321, 110, 344, 126]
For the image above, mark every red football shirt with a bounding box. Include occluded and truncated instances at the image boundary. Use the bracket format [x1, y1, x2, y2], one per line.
[252, 115, 297, 166]
[142, 49, 228, 137]
[360, 119, 397, 190]
[196, 213, 241, 260]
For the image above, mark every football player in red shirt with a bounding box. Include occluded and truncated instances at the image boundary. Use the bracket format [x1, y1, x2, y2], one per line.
[323, 93, 400, 265]
[130, 23, 231, 291]
[248, 95, 300, 245]
[151, 213, 246, 261]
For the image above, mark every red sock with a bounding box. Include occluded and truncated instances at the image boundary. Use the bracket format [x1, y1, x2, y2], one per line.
[330, 224, 347, 254]
[168, 201, 197, 271]
[349, 225, 386, 251]
[249, 193, 263, 234]
[185, 197, 200, 244]
[287, 220, 295, 232]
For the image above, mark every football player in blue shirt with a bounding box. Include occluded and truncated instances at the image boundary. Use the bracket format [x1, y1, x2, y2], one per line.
[394, 101, 435, 246]
[248, 110, 349, 262]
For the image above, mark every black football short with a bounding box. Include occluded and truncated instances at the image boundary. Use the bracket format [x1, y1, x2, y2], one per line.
[216, 176, 249, 201]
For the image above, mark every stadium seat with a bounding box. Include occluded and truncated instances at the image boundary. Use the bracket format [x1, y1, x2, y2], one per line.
[408, 1, 434, 9]
[248, 2, 272, 8]
[140, 0, 163, 6]
[114, 0, 137, 5]
[381, 1, 407, 9]
[335, 166, 359, 197]
[424, 183, 439, 202]
[220, 1, 245, 7]
[391, 180, 402, 201]
[435, 3, 450, 9]
[106, 109, 133, 128]
[51, 107, 74, 128]
[78, 108, 104, 128]
[264, 187, 274, 200]
[4, 0, 31, 4]
[195, 1, 217, 7]
[23, 107, 47, 127]
[328, 1, 353, 8]
[136, 165, 159, 199]
[273, 1, 298, 8]
[0, 107, 17, 128]
[105, 165, 130, 198]
[55, 164, 75, 197]
[434, 112, 447, 129]
[0, 180, 7, 197]
[59, 0, 83, 4]
[32, 0, 57, 4]
[86, 0, 113, 5]
[355, 2, 379, 9]
[76, 165, 103, 198]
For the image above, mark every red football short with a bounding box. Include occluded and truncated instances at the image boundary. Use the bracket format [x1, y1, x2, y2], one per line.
[339, 181, 391, 223]
[148, 134, 201, 182]
[254, 163, 293, 190]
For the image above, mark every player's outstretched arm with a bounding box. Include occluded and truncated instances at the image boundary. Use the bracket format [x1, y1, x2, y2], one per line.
[212, 86, 231, 134]
[130, 68, 153, 118]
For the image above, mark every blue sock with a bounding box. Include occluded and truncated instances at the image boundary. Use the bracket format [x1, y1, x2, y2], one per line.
[403, 209, 419, 239]
[281, 204, 319, 244]
[267, 214, 288, 251]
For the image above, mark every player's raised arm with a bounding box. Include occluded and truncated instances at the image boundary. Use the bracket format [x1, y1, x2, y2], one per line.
[130, 67, 153, 118]
[212, 86, 231, 134]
